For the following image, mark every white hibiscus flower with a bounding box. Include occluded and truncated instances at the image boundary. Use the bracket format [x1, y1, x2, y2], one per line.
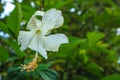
[18, 9, 69, 59]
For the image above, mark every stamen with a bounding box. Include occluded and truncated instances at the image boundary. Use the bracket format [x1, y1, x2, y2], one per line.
[20, 53, 39, 72]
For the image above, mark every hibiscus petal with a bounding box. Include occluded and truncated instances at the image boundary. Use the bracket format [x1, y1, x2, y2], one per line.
[34, 11, 44, 16]
[36, 19, 42, 29]
[26, 15, 38, 30]
[41, 9, 64, 35]
[18, 31, 35, 51]
[43, 34, 69, 52]
[28, 34, 47, 59]
[27, 11, 45, 30]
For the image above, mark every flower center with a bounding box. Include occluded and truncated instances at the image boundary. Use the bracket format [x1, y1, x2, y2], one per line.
[36, 30, 41, 34]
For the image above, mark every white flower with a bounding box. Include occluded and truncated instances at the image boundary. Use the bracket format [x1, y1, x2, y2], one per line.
[18, 9, 69, 59]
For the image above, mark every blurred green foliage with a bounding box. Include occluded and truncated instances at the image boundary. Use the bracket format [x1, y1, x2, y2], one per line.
[0, 0, 120, 80]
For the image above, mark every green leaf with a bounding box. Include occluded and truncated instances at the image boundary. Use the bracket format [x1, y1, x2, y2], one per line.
[40, 69, 59, 80]
[6, 2, 22, 37]
[0, 22, 9, 33]
[21, 4, 35, 20]
[79, 49, 89, 64]
[45, 0, 72, 9]
[8, 66, 20, 73]
[54, 0, 72, 9]
[38, 62, 53, 70]
[87, 32, 105, 43]
[54, 36, 86, 58]
[40, 71, 51, 80]
[0, 46, 9, 62]
[102, 74, 120, 80]
[87, 32, 105, 48]
[72, 75, 88, 80]
[84, 62, 103, 78]
[5, 40, 25, 57]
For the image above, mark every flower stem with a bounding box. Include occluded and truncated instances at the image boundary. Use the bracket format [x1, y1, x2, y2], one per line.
[34, 52, 38, 60]
[41, 0, 44, 11]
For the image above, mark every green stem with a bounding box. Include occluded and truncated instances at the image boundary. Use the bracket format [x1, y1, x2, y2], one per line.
[41, 0, 44, 11]
[35, 52, 38, 60]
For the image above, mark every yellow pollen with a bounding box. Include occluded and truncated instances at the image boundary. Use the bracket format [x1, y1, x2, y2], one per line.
[20, 53, 39, 72]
